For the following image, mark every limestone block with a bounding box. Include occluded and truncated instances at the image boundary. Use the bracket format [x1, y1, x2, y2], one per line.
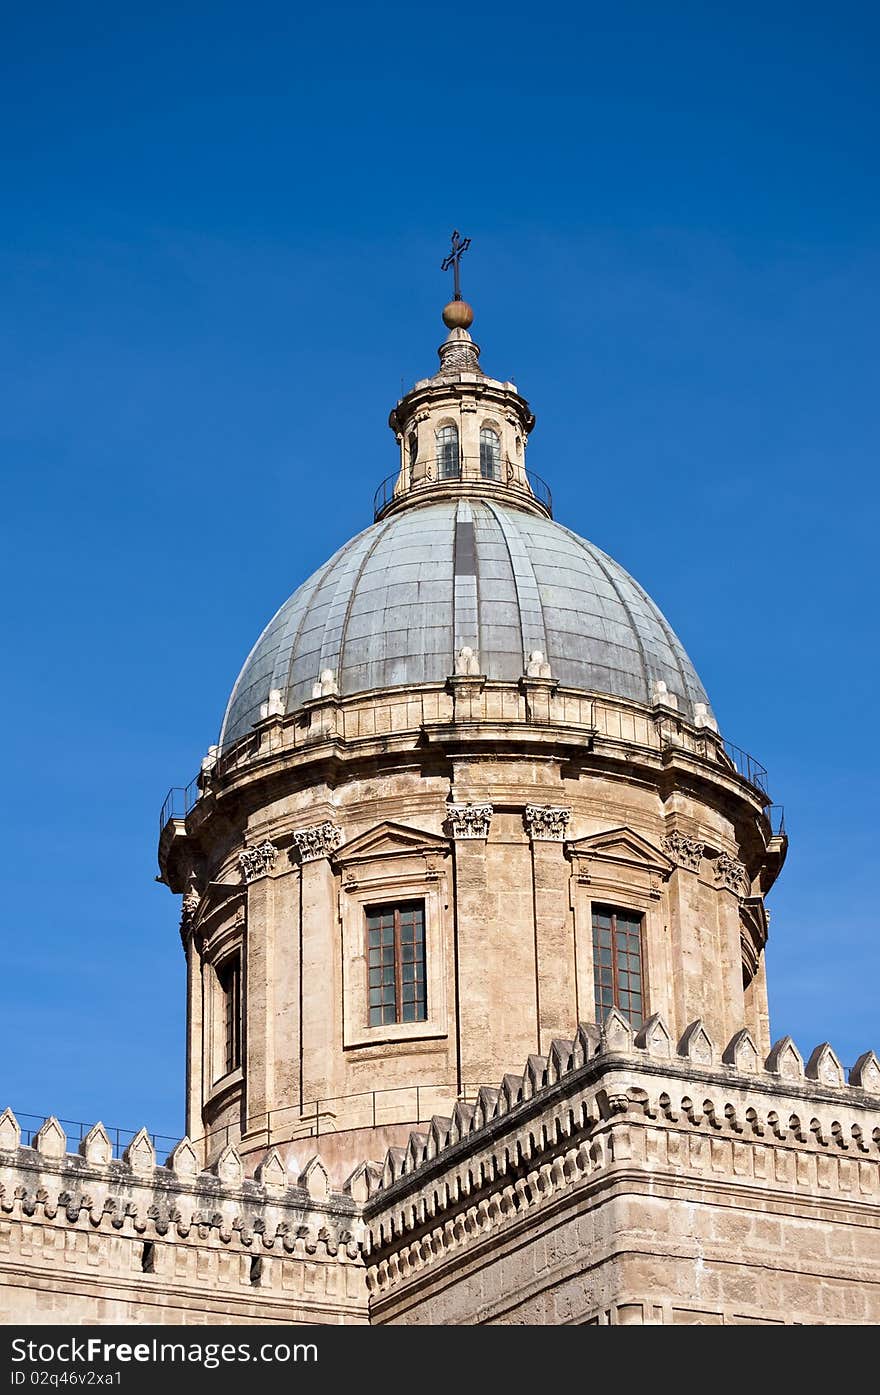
[0, 1108, 20, 1152]
[572, 1022, 600, 1067]
[850, 1051, 880, 1093]
[166, 1137, 199, 1180]
[213, 1144, 243, 1187]
[254, 1148, 287, 1190]
[344, 1161, 381, 1204]
[765, 1036, 804, 1082]
[635, 1013, 672, 1058]
[678, 1021, 715, 1066]
[522, 1056, 548, 1100]
[426, 1118, 451, 1159]
[601, 1008, 633, 1054]
[449, 1101, 475, 1145]
[547, 1039, 574, 1083]
[123, 1128, 155, 1176]
[404, 1133, 428, 1174]
[471, 1087, 499, 1129]
[498, 1074, 524, 1115]
[805, 1043, 845, 1089]
[34, 1117, 66, 1161]
[300, 1156, 330, 1201]
[79, 1123, 112, 1166]
[723, 1028, 760, 1074]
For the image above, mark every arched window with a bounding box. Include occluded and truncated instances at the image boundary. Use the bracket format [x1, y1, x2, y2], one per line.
[480, 427, 501, 481]
[408, 432, 418, 483]
[435, 424, 459, 479]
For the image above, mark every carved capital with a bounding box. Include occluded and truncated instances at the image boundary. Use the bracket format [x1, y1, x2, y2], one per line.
[524, 804, 571, 842]
[715, 851, 748, 897]
[662, 830, 704, 873]
[179, 889, 201, 930]
[447, 803, 493, 840]
[238, 840, 278, 883]
[292, 821, 343, 863]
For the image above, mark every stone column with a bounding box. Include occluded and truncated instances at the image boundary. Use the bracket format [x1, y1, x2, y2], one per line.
[525, 805, 576, 1054]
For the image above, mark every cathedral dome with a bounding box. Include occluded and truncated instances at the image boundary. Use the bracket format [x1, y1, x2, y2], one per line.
[220, 496, 712, 748]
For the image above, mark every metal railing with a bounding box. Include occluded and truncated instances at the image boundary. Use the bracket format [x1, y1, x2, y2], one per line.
[14, 1112, 180, 1162]
[766, 804, 786, 837]
[719, 739, 769, 795]
[159, 774, 201, 836]
[373, 458, 552, 520]
[191, 1081, 485, 1157]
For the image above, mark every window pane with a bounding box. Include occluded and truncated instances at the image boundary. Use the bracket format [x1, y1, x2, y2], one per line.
[365, 900, 426, 1026]
[592, 904, 643, 1026]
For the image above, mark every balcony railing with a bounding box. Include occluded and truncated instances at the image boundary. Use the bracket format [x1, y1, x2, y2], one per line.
[159, 775, 201, 836]
[191, 1081, 486, 1158]
[373, 457, 553, 520]
[766, 804, 786, 837]
[719, 739, 769, 795]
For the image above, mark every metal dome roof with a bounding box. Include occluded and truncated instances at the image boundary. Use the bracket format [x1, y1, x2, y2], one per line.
[220, 498, 711, 748]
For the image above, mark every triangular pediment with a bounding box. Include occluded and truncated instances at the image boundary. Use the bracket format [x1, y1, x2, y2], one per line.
[566, 826, 672, 875]
[333, 820, 449, 866]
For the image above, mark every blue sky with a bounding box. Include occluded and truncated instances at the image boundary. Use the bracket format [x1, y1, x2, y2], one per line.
[1, 3, 877, 1137]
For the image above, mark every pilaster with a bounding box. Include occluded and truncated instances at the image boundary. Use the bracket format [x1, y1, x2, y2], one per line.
[525, 806, 575, 1052]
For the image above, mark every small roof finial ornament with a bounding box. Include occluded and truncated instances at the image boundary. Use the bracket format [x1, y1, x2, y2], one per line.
[441, 229, 474, 331]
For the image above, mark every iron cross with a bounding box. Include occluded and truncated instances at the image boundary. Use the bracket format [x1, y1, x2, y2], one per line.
[441, 230, 471, 301]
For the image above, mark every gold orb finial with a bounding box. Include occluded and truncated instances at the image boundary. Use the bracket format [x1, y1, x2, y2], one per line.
[442, 299, 474, 330]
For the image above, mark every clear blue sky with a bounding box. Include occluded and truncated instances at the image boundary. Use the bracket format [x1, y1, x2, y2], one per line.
[1, 3, 877, 1138]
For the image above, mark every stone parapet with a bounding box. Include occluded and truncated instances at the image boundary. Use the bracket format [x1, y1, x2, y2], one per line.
[362, 1016, 880, 1325]
[0, 1112, 368, 1325]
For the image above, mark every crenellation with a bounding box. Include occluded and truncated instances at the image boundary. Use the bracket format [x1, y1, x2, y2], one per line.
[360, 1006, 880, 1321]
[0, 1124, 369, 1322]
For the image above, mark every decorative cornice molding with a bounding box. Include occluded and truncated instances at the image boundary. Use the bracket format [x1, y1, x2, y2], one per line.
[238, 840, 278, 883]
[662, 830, 704, 873]
[292, 822, 343, 863]
[447, 804, 493, 840]
[524, 804, 571, 842]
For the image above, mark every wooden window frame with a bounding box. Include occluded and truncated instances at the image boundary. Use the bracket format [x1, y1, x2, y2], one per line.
[365, 900, 427, 1028]
[591, 903, 645, 1028]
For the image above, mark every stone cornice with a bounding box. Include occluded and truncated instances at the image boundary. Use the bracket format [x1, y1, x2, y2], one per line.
[160, 682, 781, 894]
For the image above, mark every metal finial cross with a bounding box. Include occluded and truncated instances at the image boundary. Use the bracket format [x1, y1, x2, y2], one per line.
[441, 229, 471, 301]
